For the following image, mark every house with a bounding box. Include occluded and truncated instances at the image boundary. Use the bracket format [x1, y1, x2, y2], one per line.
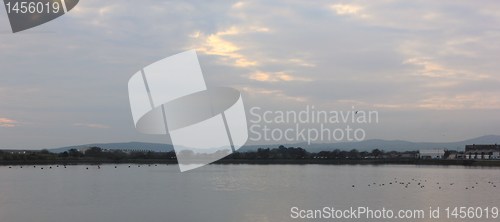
[0, 149, 39, 155]
[454, 152, 466, 159]
[445, 150, 459, 159]
[465, 144, 500, 160]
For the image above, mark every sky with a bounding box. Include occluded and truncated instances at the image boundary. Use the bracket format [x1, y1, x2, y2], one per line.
[1, 0, 500, 149]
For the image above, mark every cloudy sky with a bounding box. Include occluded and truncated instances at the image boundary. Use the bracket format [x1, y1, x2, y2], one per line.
[1, 0, 500, 149]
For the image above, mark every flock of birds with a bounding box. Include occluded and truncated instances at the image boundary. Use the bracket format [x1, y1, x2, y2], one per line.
[6, 164, 161, 170]
[3, 166, 499, 191]
[352, 177, 497, 190]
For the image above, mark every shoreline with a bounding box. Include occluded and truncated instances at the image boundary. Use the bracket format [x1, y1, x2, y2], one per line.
[1, 159, 500, 167]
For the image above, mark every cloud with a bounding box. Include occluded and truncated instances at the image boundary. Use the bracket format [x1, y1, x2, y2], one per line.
[241, 87, 307, 103]
[330, 3, 369, 18]
[190, 26, 269, 67]
[288, 58, 316, 67]
[232, 1, 247, 9]
[248, 71, 311, 82]
[73, 123, 111, 129]
[403, 57, 490, 79]
[404, 57, 450, 78]
[0, 118, 17, 127]
[373, 103, 404, 109]
[417, 93, 500, 110]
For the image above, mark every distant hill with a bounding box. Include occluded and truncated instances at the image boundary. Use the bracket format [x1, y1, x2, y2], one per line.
[292, 135, 500, 153]
[48, 135, 500, 153]
[49, 142, 174, 153]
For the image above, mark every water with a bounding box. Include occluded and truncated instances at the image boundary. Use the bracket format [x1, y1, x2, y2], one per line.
[0, 164, 498, 222]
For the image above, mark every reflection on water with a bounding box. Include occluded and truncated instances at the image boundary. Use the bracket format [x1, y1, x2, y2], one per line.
[0, 164, 498, 222]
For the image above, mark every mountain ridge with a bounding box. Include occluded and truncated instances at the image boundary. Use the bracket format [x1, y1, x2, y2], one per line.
[46, 135, 500, 153]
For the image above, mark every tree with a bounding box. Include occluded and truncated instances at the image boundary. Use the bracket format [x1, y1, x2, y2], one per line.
[293, 147, 308, 159]
[59, 151, 69, 158]
[348, 149, 360, 159]
[257, 148, 270, 159]
[68, 149, 83, 158]
[331, 149, 341, 159]
[109, 150, 127, 160]
[85, 147, 103, 158]
[359, 151, 369, 158]
[371, 149, 383, 158]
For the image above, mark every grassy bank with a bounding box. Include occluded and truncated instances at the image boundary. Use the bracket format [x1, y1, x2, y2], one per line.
[215, 159, 500, 167]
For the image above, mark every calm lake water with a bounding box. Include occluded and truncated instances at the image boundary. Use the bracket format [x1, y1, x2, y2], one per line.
[0, 164, 498, 222]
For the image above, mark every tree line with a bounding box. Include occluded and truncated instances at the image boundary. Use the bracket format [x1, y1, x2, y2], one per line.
[0, 145, 418, 163]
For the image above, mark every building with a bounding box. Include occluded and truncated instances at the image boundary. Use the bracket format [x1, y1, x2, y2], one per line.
[418, 149, 445, 159]
[465, 144, 500, 160]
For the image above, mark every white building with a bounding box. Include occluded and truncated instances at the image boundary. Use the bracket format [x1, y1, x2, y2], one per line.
[418, 149, 445, 159]
[493, 152, 500, 159]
